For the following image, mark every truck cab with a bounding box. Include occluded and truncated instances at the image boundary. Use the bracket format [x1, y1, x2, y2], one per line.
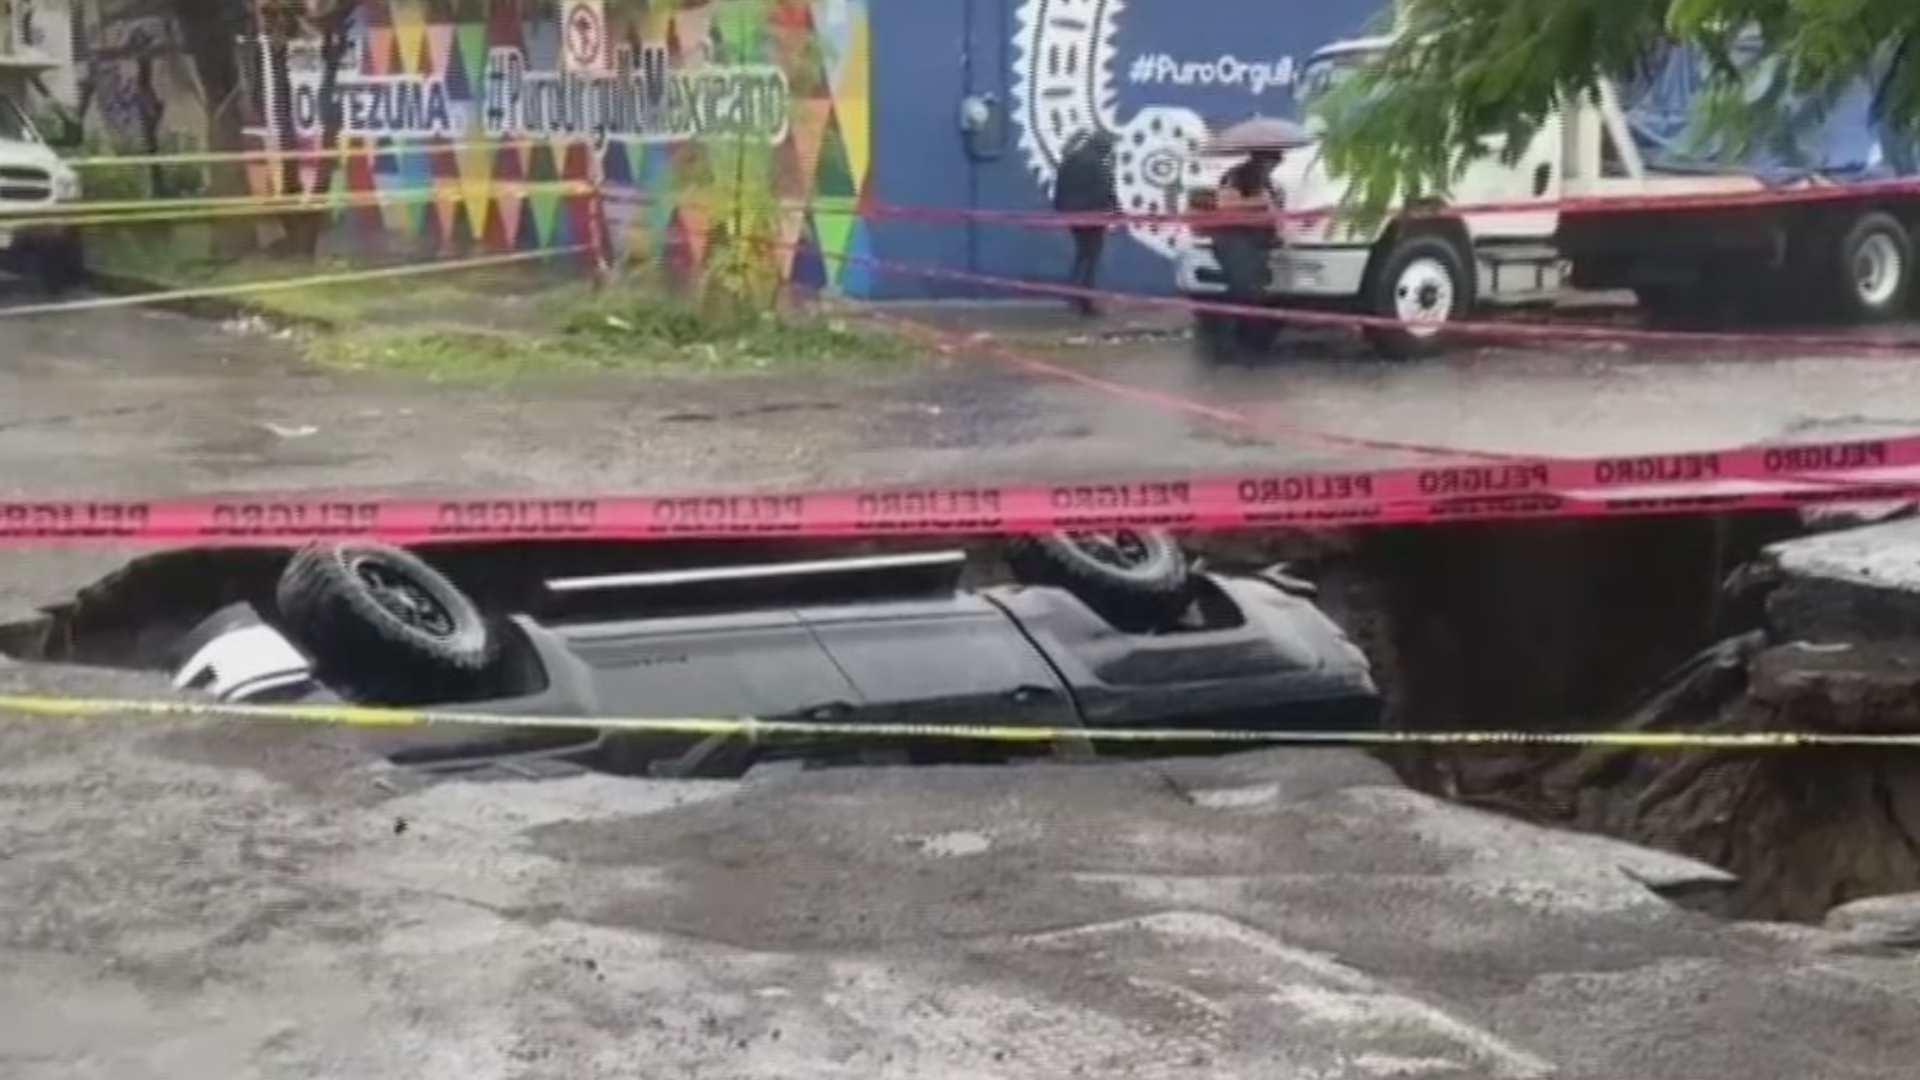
[1176, 33, 1568, 358]
[0, 70, 84, 292]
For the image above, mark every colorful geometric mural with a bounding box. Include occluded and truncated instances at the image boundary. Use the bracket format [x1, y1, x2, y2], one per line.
[244, 0, 870, 290]
[608, 0, 872, 293]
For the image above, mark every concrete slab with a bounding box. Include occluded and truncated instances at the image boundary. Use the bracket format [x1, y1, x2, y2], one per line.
[1760, 518, 1920, 640]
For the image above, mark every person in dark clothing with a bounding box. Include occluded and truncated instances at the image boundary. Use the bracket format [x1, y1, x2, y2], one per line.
[1053, 130, 1120, 315]
[1220, 148, 1283, 203]
[1209, 148, 1283, 302]
[1196, 147, 1286, 361]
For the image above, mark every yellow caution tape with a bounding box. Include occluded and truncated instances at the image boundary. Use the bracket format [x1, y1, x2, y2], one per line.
[64, 132, 704, 171]
[65, 140, 595, 170]
[1, 692, 1916, 750]
[15, 201, 341, 232]
[0, 246, 588, 319]
[9, 183, 595, 232]
[0, 181, 593, 219]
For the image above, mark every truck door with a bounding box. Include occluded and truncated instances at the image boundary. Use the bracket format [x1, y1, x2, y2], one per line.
[551, 610, 863, 722]
[1456, 113, 1563, 242]
[1452, 110, 1565, 302]
[801, 595, 1078, 731]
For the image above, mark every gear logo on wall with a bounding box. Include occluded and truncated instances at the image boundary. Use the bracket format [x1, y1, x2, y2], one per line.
[1010, 0, 1213, 258]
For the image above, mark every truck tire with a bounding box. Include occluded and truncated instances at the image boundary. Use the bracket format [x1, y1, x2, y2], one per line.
[1365, 233, 1473, 359]
[1827, 212, 1911, 323]
[1006, 529, 1192, 628]
[276, 541, 494, 701]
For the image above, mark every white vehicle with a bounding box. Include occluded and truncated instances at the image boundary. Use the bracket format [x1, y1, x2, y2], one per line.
[1175, 34, 1916, 358]
[0, 77, 84, 291]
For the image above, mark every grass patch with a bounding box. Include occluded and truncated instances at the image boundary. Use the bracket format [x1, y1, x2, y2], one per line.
[85, 228, 591, 326]
[308, 327, 601, 378]
[206, 266, 519, 326]
[561, 292, 912, 366]
[84, 226, 912, 377]
[308, 291, 912, 379]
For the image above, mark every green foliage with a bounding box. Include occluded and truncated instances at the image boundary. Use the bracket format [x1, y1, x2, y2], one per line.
[561, 291, 908, 367]
[84, 223, 223, 281]
[713, 0, 773, 63]
[315, 294, 909, 379]
[693, 4, 785, 321]
[1317, 0, 1920, 224]
[698, 124, 784, 318]
[60, 129, 211, 200]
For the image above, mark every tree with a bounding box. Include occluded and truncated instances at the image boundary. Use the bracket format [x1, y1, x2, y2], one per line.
[172, 0, 249, 148]
[169, 0, 252, 254]
[1317, 0, 1920, 222]
[255, 0, 361, 257]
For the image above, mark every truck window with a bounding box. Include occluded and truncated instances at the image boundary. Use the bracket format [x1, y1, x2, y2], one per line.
[1600, 124, 1628, 177]
[1295, 53, 1372, 114]
[0, 94, 35, 143]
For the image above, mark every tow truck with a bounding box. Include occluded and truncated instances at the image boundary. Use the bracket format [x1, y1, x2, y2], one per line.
[1175, 33, 1920, 358]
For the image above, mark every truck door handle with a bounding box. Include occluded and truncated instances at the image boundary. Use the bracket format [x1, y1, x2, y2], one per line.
[1009, 685, 1059, 705]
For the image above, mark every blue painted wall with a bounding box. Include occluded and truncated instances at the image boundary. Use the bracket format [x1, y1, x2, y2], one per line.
[863, 0, 1388, 299]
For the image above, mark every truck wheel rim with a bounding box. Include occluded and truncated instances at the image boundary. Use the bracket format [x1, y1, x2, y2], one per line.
[1066, 530, 1152, 570]
[1855, 233, 1903, 307]
[352, 555, 457, 638]
[1394, 257, 1454, 337]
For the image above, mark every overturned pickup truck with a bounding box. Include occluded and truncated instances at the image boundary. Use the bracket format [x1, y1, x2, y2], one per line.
[172, 531, 1380, 775]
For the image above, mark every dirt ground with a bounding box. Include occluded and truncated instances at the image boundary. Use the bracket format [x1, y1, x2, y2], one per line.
[10, 285, 1920, 1075]
[9, 659, 1920, 1079]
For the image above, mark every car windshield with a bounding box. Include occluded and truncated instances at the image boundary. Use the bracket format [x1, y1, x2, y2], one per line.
[6, 5, 1920, 1077]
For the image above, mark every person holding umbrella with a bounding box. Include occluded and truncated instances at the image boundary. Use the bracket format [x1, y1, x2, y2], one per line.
[1198, 116, 1310, 354]
[1204, 117, 1308, 304]
[1052, 129, 1120, 315]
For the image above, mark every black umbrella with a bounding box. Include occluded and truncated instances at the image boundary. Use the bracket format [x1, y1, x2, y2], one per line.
[1203, 116, 1313, 155]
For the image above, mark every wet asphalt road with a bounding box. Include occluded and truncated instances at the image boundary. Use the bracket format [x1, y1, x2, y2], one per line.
[3, 291, 1920, 509]
[3, 289, 1917, 623]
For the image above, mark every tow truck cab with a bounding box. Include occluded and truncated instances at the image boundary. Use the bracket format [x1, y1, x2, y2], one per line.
[1175, 33, 1573, 357]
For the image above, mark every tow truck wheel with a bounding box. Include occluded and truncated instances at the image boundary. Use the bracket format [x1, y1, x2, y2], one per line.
[1829, 212, 1912, 323]
[1365, 233, 1473, 360]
